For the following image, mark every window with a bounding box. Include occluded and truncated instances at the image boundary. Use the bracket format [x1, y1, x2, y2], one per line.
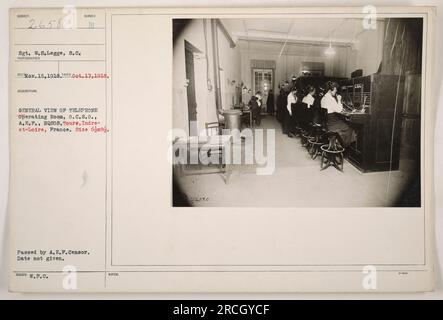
[252, 68, 273, 95]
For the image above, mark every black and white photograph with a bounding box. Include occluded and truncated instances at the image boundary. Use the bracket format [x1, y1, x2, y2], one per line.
[172, 16, 423, 207]
[4, 4, 440, 296]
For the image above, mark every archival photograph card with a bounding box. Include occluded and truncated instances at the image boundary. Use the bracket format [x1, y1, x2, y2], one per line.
[8, 6, 436, 292]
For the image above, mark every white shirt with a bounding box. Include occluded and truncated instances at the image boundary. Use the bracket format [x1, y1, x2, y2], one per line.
[287, 93, 297, 115]
[255, 94, 262, 107]
[321, 91, 343, 114]
[302, 94, 315, 108]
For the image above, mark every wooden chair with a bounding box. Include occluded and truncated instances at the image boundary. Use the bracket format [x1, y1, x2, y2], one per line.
[204, 122, 226, 171]
[205, 122, 224, 136]
[173, 135, 233, 184]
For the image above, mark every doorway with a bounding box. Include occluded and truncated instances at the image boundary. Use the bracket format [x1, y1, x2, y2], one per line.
[252, 68, 274, 106]
[185, 41, 198, 136]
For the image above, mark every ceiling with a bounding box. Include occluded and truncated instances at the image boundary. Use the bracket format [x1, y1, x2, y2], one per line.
[235, 40, 345, 57]
[222, 18, 377, 47]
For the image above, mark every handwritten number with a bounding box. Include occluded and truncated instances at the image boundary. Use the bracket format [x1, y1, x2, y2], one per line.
[47, 20, 56, 28]
[28, 19, 35, 29]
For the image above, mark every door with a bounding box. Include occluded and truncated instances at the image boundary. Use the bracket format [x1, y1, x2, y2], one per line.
[185, 47, 197, 136]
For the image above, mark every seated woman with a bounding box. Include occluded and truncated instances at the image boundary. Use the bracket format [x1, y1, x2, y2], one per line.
[320, 81, 354, 147]
[302, 85, 316, 125]
[249, 95, 261, 126]
[302, 85, 316, 108]
[255, 91, 263, 108]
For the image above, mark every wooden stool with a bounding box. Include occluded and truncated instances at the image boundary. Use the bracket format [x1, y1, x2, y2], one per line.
[307, 125, 327, 159]
[300, 127, 311, 148]
[308, 138, 325, 160]
[320, 133, 345, 171]
[303, 123, 320, 149]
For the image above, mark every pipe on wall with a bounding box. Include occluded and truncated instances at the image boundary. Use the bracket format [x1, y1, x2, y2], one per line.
[211, 19, 222, 116]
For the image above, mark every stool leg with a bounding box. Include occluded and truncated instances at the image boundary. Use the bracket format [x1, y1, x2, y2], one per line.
[330, 153, 344, 172]
[311, 144, 318, 159]
[320, 151, 329, 171]
[312, 145, 319, 160]
[306, 139, 312, 151]
[321, 151, 326, 170]
[308, 142, 314, 155]
[339, 153, 344, 172]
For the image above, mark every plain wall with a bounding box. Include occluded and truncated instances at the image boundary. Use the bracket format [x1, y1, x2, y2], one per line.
[173, 19, 241, 136]
[347, 20, 385, 77]
[218, 25, 242, 111]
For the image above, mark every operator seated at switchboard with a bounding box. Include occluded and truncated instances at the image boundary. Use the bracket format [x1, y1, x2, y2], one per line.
[321, 81, 355, 148]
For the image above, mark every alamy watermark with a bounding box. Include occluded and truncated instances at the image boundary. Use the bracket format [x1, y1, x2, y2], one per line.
[168, 124, 276, 176]
[62, 265, 78, 290]
[362, 5, 378, 30]
[362, 265, 377, 290]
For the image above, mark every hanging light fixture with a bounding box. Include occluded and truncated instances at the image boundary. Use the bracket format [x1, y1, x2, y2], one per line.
[324, 40, 336, 56]
[324, 26, 337, 57]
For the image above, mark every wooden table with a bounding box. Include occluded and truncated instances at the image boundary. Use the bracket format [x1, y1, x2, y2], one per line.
[242, 109, 253, 128]
[173, 135, 233, 184]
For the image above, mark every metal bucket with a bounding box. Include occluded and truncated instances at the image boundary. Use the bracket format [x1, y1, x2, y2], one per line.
[223, 109, 242, 132]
